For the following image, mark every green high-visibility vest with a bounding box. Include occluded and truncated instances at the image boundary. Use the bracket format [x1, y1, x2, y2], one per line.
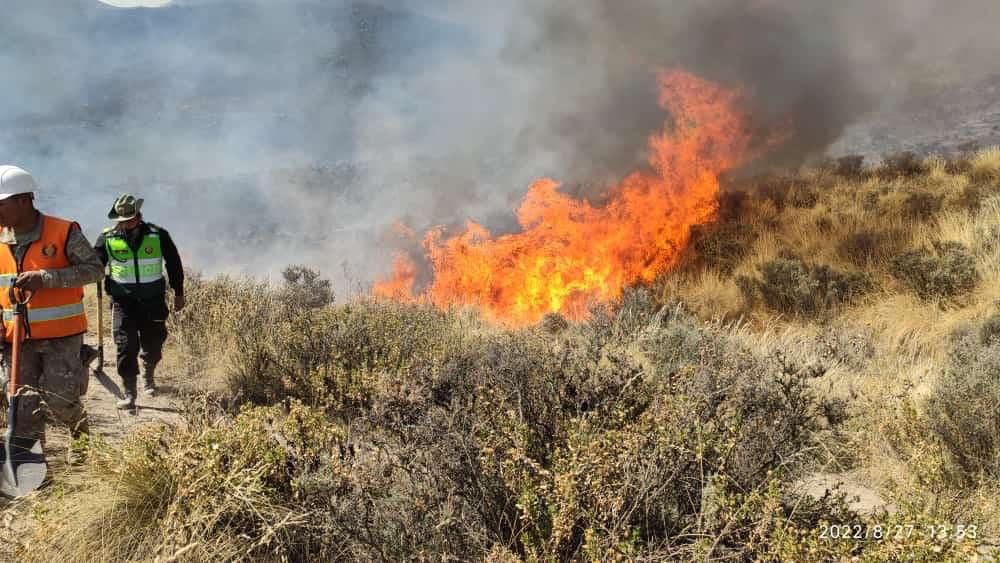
[103, 225, 166, 299]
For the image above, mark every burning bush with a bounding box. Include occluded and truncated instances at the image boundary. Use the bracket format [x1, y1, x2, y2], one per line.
[375, 70, 766, 326]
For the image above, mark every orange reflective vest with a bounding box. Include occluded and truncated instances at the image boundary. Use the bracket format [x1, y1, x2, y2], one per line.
[0, 215, 88, 341]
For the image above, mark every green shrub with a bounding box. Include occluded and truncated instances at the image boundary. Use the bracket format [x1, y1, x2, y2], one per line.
[226, 299, 464, 410]
[740, 258, 873, 317]
[924, 329, 1000, 481]
[890, 241, 979, 300]
[280, 265, 335, 309]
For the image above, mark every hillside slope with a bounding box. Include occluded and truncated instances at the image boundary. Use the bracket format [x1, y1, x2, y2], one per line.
[2, 149, 1000, 561]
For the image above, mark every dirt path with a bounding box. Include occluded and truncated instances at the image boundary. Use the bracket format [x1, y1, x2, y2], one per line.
[83, 356, 186, 443]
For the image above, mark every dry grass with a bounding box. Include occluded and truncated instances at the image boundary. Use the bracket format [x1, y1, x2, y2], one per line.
[658, 149, 1000, 545]
[971, 145, 1000, 182]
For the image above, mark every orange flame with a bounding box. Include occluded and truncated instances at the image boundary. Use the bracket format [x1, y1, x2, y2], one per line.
[375, 70, 761, 325]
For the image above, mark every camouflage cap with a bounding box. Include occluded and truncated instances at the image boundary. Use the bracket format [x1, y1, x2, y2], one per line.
[108, 193, 144, 221]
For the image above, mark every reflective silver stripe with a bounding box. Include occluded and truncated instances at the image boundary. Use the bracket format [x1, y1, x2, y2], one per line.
[0, 275, 15, 287]
[2, 302, 85, 322]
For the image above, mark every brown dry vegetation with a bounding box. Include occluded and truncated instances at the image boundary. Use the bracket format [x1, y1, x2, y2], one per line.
[13, 149, 1000, 561]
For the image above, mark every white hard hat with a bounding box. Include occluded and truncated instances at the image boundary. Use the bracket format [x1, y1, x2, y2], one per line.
[0, 165, 37, 200]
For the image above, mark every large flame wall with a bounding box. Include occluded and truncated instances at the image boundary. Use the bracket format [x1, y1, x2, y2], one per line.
[376, 70, 756, 325]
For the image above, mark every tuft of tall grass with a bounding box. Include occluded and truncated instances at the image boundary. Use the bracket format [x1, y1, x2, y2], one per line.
[971, 145, 1000, 182]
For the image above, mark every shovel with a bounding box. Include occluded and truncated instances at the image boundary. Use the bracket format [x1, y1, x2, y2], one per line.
[0, 287, 46, 497]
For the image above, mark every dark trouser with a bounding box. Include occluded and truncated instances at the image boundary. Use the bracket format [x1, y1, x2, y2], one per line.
[112, 297, 168, 388]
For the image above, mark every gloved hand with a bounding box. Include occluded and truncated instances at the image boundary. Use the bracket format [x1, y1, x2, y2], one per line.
[174, 294, 186, 312]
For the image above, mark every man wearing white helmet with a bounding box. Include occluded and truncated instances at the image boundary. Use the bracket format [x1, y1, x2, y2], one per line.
[0, 165, 104, 465]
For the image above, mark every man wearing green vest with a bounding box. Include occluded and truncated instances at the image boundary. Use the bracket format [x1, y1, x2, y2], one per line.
[94, 194, 185, 409]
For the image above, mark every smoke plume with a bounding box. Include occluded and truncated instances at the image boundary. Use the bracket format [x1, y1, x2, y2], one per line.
[1, 0, 998, 292]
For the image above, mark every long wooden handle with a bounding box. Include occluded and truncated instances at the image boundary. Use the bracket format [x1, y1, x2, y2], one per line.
[96, 284, 104, 359]
[9, 310, 21, 395]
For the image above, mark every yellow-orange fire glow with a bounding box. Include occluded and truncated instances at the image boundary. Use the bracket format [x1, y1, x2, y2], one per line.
[375, 70, 760, 325]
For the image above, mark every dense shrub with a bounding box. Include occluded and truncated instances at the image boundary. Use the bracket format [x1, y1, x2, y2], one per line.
[879, 151, 926, 178]
[924, 326, 1000, 481]
[787, 184, 819, 208]
[31, 403, 346, 562]
[816, 154, 866, 178]
[861, 190, 880, 211]
[958, 182, 985, 211]
[32, 284, 861, 561]
[890, 241, 979, 300]
[903, 191, 945, 220]
[167, 272, 274, 379]
[280, 265, 335, 309]
[691, 222, 757, 274]
[740, 258, 873, 317]
[973, 200, 1000, 256]
[754, 175, 807, 211]
[835, 154, 866, 178]
[837, 229, 909, 267]
[981, 311, 1000, 346]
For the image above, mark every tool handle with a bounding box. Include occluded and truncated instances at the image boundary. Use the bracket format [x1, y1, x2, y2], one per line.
[96, 284, 104, 364]
[6, 286, 31, 394]
[8, 310, 21, 395]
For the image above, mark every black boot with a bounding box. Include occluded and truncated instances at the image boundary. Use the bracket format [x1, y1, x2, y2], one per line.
[142, 364, 156, 397]
[116, 378, 136, 409]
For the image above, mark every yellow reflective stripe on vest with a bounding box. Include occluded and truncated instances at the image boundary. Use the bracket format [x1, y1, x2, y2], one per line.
[2, 302, 85, 323]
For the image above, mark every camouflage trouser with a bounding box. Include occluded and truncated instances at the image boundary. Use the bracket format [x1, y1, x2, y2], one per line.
[1, 334, 89, 444]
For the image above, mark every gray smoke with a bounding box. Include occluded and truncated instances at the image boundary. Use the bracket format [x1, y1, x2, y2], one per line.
[1, 0, 998, 293]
